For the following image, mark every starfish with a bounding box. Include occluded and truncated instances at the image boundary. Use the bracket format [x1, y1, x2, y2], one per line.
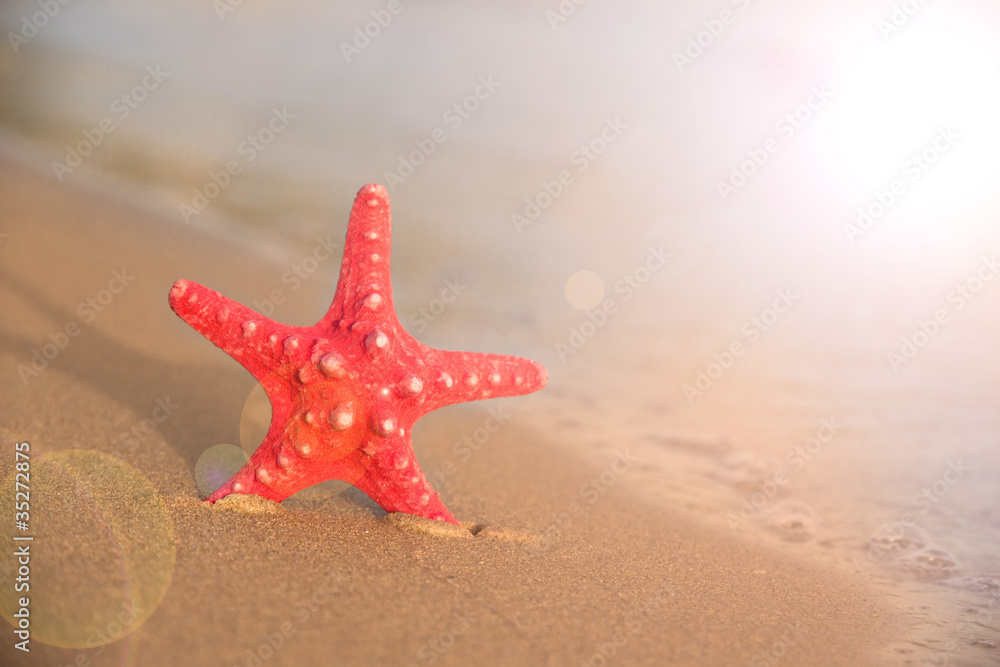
[169, 184, 547, 525]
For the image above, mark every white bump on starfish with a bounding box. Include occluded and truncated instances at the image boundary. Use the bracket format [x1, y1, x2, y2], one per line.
[490, 373, 501, 385]
[420, 493, 430, 506]
[439, 372, 454, 388]
[255, 467, 273, 485]
[466, 373, 479, 387]
[318, 353, 347, 379]
[217, 308, 230, 324]
[303, 411, 316, 425]
[232, 481, 245, 492]
[295, 440, 314, 458]
[366, 330, 390, 355]
[395, 456, 409, 470]
[242, 320, 258, 338]
[188, 294, 198, 305]
[269, 333, 279, 345]
[330, 404, 355, 431]
[366, 231, 379, 240]
[363, 293, 383, 309]
[283, 336, 301, 356]
[515, 376, 523, 385]
[367, 198, 379, 207]
[370, 253, 380, 262]
[373, 414, 396, 436]
[397, 375, 423, 397]
[276, 453, 292, 469]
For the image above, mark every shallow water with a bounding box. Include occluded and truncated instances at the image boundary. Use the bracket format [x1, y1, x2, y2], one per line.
[2, 0, 1000, 663]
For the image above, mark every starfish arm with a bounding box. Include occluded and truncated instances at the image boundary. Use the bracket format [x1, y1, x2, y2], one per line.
[169, 279, 284, 383]
[321, 184, 397, 329]
[420, 349, 548, 411]
[353, 434, 459, 524]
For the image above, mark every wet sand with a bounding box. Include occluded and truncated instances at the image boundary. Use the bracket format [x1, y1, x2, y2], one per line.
[0, 155, 901, 666]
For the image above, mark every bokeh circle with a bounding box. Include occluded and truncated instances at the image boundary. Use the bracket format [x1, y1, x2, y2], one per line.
[0, 449, 176, 649]
[565, 270, 606, 310]
[194, 444, 248, 498]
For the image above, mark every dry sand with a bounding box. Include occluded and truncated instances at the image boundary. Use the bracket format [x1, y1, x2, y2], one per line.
[0, 156, 902, 666]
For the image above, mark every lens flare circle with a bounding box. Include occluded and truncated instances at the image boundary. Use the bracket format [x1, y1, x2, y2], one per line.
[0, 449, 176, 649]
[195, 444, 248, 497]
[565, 271, 606, 310]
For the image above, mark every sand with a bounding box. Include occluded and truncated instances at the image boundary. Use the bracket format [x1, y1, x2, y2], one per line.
[0, 155, 902, 666]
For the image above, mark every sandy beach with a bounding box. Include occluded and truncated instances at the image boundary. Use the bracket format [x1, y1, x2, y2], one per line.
[0, 155, 902, 666]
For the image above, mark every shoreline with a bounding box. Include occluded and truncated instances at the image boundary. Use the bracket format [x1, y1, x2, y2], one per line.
[0, 151, 903, 666]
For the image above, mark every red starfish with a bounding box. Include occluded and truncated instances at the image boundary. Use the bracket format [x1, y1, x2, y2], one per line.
[169, 184, 547, 524]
